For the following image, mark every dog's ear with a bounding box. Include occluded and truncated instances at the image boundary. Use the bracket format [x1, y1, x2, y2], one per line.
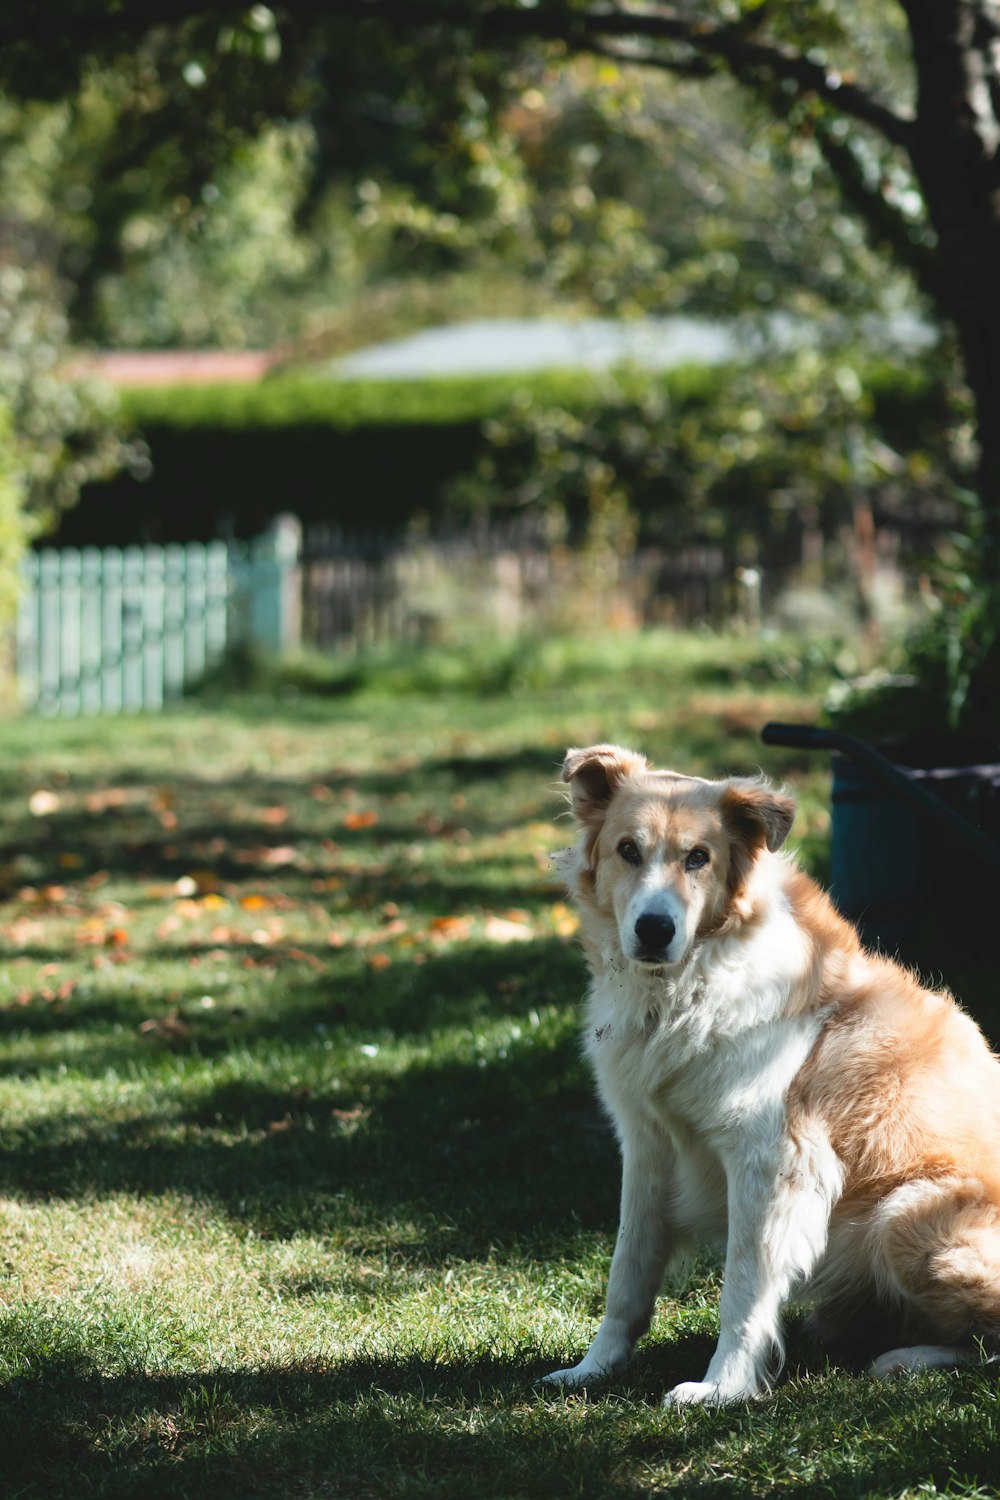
[721, 778, 796, 854]
[562, 744, 647, 827]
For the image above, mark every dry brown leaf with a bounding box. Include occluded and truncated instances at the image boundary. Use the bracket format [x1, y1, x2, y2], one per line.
[428, 915, 470, 939]
[139, 1008, 190, 1040]
[344, 810, 378, 830]
[260, 806, 290, 826]
[260, 846, 297, 868]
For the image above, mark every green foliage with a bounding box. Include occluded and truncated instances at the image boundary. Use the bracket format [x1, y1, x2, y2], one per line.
[830, 580, 1000, 743]
[0, 402, 29, 633]
[95, 123, 326, 349]
[191, 628, 854, 704]
[117, 367, 694, 430]
[62, 366, 714, 542]
[64, 356, 956, 556]
[443, 350, 957, 567]
[0, 5, 924, 353]
[0, 264, 140, 550]
[447, 374, 677, 534]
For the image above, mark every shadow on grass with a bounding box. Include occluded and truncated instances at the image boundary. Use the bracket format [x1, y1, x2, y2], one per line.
[0, 935, 619, 1256]
[0, 934, 585, 1049]
[0, 1334, 995, 1500]
[0, 1049, 618, 1255]
[0, 741, 566, 894]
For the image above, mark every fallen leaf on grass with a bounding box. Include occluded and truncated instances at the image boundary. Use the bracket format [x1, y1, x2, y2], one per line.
[138, 1008, 191, 1041]
[75, 916, 109, 945]
[483, 916, 534, 944]
[9, 979, 75, 1008]
[344, 810, 379, 831]
[259, 806, 290, 826]
[86, 787, 136, 814]
[260, 846, 297, 868]
[144, 882, 177, 901]
[428, 915, 471, 941]
[209, 925, 239, 945]
[284, 947, 328, 971]
[28, 790, 60, 817]
[173, 893, 230, 922]
[332, 1106, 370, 1133]
[5, 919, 44, 945]
[550, 902, 580, 937]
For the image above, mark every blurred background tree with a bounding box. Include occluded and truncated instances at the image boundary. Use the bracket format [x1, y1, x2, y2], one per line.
[0, 5, 919, 350]
[1, 1, 998, 728]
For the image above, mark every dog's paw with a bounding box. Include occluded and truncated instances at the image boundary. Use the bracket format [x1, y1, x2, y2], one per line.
[664, 1380, 722, 1407]
[540, 1363, 604, 1390]
[664, 1378, 756, 1407]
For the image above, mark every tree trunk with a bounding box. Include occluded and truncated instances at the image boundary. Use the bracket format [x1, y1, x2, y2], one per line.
[903, 0, 1000, 583]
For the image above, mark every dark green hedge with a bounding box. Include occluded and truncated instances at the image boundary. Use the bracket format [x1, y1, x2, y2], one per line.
[49, 362, 949, 546]
[48, 367, 725, 544]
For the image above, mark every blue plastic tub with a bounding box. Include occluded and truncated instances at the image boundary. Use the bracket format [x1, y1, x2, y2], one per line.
[829, 739, 1000, 955]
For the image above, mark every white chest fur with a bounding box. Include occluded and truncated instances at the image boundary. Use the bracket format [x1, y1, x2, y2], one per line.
[583, 892, 825, 1155]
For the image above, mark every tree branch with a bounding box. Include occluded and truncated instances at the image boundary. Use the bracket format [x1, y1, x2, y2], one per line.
[811, 121, 942, 305]
[2, 0, 916, 155]
[489, 6, 916, 151]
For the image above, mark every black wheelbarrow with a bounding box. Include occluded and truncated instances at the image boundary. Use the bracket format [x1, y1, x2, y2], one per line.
[761, 721, 1000, 961]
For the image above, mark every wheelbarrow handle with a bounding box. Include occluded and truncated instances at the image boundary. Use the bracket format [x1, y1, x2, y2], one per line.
[761, 722, 1000, 876]
[760, 723, 839, 753]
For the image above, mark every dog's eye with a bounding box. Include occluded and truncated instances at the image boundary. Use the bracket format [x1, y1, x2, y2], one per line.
[617, 838, 642, 866]
[685, 847, 710, 871]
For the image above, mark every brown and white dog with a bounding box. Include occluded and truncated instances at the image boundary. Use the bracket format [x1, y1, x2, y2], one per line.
[543, 743, 1000, 1405]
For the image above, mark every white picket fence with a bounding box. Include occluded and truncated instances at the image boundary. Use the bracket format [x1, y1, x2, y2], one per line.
[17, 517, 301, 716]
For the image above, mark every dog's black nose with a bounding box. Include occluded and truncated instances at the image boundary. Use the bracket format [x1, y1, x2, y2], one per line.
[634, 912, 676, 954]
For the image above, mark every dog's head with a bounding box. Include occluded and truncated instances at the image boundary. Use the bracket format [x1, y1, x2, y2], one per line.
[561, 743, 795, 970]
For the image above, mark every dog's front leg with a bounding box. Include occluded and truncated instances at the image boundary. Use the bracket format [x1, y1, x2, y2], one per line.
[665, 1137, 836, 1407]
[544, 1126, 679, 1388]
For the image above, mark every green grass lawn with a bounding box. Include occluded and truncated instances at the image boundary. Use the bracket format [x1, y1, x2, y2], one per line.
[0, 630, 996, 1499]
